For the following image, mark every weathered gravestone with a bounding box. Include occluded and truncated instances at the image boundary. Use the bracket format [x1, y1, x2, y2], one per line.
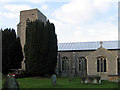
[51, 74, 57, 86]
[3, 76, 19, 90]
[68, 73, 73, 82]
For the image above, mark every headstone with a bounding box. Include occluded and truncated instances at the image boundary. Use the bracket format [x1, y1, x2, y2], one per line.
[93, 79, 97, 84]
[3, 76, 19, 90]
[99, 80, 101, 84]
[51, 74, 57, 86]
[85, 79, 88, 84]
[85, 78, 90, 83]
[68, 73, 73, 82]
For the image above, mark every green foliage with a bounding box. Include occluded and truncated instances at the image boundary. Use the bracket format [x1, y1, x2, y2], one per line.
[2, 28, 23, 74]
[24, 20, 58, 76]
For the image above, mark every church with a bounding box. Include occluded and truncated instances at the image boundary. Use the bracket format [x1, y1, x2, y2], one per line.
[57, 41, 120, 80]
[17, 8, 120, 80]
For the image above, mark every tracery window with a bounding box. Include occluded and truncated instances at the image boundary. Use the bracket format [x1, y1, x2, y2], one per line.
[78, 57, 87, 71]
[97, 56, 106, 72]
[61, 56, 69, 71]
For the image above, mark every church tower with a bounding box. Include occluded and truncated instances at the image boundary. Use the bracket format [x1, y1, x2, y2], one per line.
[17, 8, 47, 70]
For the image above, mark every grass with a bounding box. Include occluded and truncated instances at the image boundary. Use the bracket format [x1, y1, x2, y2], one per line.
[13, 77, 119, 88]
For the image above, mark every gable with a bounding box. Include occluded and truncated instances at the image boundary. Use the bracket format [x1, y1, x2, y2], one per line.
[86, 47, 117, 59]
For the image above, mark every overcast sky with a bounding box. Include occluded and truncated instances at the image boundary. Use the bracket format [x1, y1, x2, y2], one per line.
[0, 0, 119, 43]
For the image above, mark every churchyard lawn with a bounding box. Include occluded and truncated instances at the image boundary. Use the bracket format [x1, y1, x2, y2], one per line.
[15, 77, 118, 88]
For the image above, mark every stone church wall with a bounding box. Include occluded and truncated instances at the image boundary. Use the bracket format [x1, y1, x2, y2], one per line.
[86, 47, 117, 80]
[58, 49, 119, 80]
[37, 9, 47, 23]
[18, 9, 38, 49]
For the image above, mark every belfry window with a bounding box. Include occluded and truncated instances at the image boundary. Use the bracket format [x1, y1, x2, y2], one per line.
[97, 57, 106, 72]
[61, 56, 69, 71]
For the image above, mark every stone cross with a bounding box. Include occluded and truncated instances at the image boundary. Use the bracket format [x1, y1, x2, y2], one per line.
[100, 41, 103, 47]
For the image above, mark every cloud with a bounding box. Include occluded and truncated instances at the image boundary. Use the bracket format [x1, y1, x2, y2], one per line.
[77, 22, 118, 42]
[53, 0, 94, 25]
[93, 0, 113, 13]
[3, 5, 31, 12]
[53, 0, 117, 25]
[0, 12, 17, 19]
[61, 22, 118, 42]
[0, 0, 70, 3]
[0, 4, 31, 32]
[0, 0, 15, 3]
[0, 4, 31, 19]
[0, 0, 118, 42]
[41, 4, 48, 10]
[52, 0, 118, 43]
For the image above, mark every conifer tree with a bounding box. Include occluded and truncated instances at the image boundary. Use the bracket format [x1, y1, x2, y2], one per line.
[2, 28, 23, 74]
[24, 20, 57, 76]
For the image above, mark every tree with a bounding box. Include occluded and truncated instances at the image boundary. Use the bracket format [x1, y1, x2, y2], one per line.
[24, 20, 57, 76]
[2, 28, 23, 74]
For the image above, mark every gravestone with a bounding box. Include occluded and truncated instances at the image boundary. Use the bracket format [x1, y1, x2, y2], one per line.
[51, 74, 57, 86]
[68, 73, 73, 82]
[84, 78, 91, 83]
[81, 75, 101, 84]
[99, 80, 101, 84]
[93, 79, 97, 84]
[3, 76, 19, 90]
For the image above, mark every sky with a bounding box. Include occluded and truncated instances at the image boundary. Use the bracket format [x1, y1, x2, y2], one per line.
[0, 0, 119, 43]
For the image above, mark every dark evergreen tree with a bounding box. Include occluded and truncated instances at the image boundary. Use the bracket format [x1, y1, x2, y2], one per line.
[2, 28, 23, 74]
[24, 20, 57, 76]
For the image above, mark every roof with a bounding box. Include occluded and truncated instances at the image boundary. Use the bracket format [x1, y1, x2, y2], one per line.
[58, 41, 120, 51]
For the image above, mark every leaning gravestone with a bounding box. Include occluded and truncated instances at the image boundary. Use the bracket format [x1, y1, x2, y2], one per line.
[51, 74, 57, 86]
[3, 76, 19, 90]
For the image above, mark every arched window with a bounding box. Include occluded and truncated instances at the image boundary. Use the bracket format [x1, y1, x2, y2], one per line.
[104, 58, 106, 72]
[61, 56, 69, 71]
[117, 58, 120, 75]
[78, 60, 81, 71]
[77, 57, 87, 71]
[97, 56, 106, 72]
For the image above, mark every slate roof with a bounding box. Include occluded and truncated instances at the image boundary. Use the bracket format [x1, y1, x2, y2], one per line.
[58, 41, 120, 51]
